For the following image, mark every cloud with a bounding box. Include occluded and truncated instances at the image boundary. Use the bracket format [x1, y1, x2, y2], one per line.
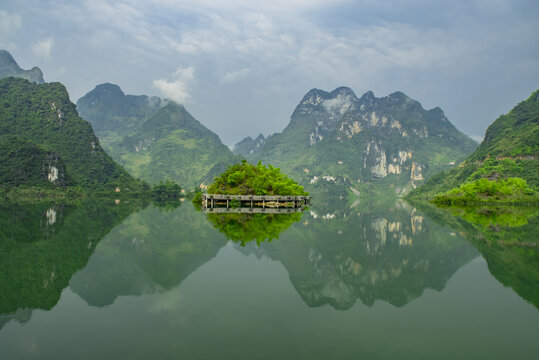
[220, 68, 251, 84]
[0, 10, 22, 38]
[153, 66, 195, 104]
[470, 135, 484, 143]
[31, 38, 54, 59]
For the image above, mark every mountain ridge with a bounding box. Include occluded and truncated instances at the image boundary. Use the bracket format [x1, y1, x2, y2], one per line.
[409, 88, 539, 199]
[249, 86, 477, 196]
[0, 77, 140, 191]
[0, 50, 44, 84]
[77, 84, 239, 189]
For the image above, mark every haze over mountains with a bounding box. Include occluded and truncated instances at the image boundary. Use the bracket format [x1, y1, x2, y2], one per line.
[77, 83, 239, 189]
[0, 50, 44, 84]
[0, 49, 510, 197]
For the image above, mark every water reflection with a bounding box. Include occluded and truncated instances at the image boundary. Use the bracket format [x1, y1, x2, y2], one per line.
[0, 200, 144, 327]
[3, 196, 537, 322]
[236, 199, 478, 309]
[205, 211, 303, 246]
[69, 204, 225, 306]
[415, 202, 539, 309]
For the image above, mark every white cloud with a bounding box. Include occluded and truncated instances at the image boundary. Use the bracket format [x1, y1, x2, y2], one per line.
[31, 38, 54, 59]
[153, 66, 195, 104]
[0, 10, 22, 38]
[470, 135, 484, 143]
[220, 68, 251, 84]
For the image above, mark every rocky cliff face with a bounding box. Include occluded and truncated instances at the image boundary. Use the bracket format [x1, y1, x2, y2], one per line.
[251, 87, 477, 195]
[0, 50, 44, 84]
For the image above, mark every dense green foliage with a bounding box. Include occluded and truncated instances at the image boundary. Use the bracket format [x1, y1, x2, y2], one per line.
[432, 177, 538, 205]
[0, 137, 68, 187]
[0, 77, 141, 192]
[410, 89, 539, 201]
[249, 87, 477, 196]
[207, 160, 308, 196]
[77, 84, 239, 188]
[470, 90, 539, 160]
[0, 50, 44, 84]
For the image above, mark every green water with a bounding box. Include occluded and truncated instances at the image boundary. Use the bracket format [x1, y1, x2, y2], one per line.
[1, 199, 538, 359]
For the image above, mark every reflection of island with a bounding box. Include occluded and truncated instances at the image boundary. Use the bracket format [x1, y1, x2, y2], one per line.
[236, 200, 478, 310]
[0, 200, 142, 328]
[69, 204, 226, 307]
[415, 202, 539, 309]
[205, 210, 304, 246]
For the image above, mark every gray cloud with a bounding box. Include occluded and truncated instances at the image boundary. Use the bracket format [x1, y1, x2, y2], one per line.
[31, 37, 54, 59]
[1, 0, 538, 145]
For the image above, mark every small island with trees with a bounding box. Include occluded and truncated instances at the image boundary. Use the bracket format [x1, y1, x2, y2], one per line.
[196, 160, 310, 211]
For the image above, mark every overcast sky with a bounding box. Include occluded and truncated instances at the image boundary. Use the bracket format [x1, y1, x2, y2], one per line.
[1, 0, 538, 145]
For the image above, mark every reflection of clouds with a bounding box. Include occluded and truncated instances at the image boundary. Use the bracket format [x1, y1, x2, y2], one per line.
[147, 288, 184, 314]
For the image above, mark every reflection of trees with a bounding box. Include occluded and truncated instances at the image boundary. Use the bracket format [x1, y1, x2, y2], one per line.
[69, 204, 225, 307]
[0, 200, 143, 325]
[206, 212, 303, 246]
[236, 200, 478, 310]
[415, 201, 539, 309]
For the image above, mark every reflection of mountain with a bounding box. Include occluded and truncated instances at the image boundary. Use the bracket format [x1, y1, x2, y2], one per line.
[0, 200, 142, 326]
[237, 200, 478, 310]
[415, 202, 539, 309]
[69, 204, 225, 307]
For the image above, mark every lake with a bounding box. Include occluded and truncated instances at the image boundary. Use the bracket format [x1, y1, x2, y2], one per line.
[1, 198, 538, 359]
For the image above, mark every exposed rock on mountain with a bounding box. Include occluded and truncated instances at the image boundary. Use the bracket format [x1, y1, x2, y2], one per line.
[251, 87, 477, 195]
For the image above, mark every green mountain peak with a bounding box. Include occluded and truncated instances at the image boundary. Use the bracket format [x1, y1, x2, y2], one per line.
[77, 84, 238, 189]
[410, 88, 539, 200]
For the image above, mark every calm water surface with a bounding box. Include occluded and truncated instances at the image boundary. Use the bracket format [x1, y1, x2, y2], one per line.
[1, 199, 538, 359]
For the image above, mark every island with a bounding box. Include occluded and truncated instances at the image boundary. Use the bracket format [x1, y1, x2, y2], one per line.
[198, 160, 310, 211]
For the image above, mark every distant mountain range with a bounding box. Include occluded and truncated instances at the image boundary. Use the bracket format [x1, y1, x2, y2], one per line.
[410, 89, 539, 199]
[0, 50, 44, 84]
[243, 87, 477, 196]
[0, 50, 489, 197]
[232, 133, 269, 156]
[77, 84, 239, 189]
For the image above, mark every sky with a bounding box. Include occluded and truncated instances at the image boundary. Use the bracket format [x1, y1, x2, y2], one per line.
[1, 0, 538, 146]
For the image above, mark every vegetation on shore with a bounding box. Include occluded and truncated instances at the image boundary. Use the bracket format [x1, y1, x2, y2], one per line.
[432, 177, 537, 206]
[408, 89, 539, 204]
